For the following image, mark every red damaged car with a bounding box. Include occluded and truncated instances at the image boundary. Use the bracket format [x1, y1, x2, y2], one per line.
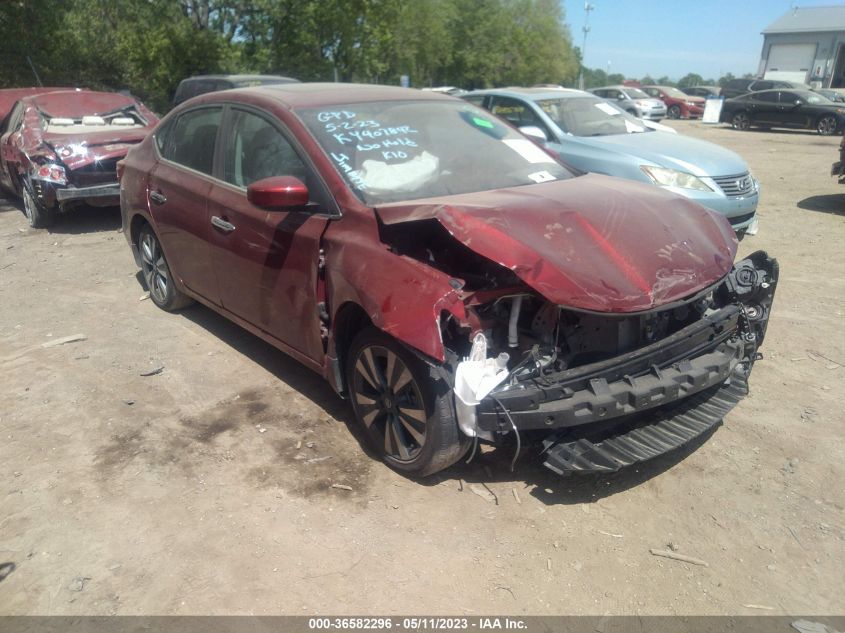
[120, 84, 778, 477]
[0, 89, 158, 227]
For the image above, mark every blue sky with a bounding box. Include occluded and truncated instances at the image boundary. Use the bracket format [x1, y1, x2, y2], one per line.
[561, 0, 845, 81]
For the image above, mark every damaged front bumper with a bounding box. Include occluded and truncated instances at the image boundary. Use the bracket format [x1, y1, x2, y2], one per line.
[475, 305, 745, 432]
[55, 182, 120, 203]
[467, 251, 778, 474]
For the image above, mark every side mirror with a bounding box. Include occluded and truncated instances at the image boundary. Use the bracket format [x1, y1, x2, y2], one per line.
[794, 99, 803, 106]
[247, 176, 309, 210]
[519, 125, 548, 141]
[617, 94, 626, 100]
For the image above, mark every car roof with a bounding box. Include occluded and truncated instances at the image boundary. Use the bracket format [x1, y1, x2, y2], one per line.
[215, 82, 456, 108]
[749, 88, 812, 95]
[464, 87, 592, 100]
[181, 74, 297, 82]
[25, 90, 140, 117]
[0, 87, 67, 120]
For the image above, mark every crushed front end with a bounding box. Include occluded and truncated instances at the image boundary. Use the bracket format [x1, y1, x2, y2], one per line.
[445, 251, 778, 475]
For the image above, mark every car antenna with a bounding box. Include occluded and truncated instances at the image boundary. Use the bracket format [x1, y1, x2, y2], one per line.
[26, 56, 43, 87]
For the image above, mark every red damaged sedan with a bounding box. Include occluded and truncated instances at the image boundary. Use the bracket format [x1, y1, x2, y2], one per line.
[0, 89, 158, 227]
[120, 84, 777, 477]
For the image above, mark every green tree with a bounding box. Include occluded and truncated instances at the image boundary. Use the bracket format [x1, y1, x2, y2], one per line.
[718, 72, 736, 86]
[677, 73, 703, 88]
[0, 1, 73, 87]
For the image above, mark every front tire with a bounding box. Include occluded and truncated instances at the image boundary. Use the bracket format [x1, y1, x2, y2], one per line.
[138, 225, 193, 311]
[22, 181, 54, 228]
[346, 327, 468, 476]
[732, 111, 750, 131]
[668, 104, 682, 119]
[817, 114, 838, 136]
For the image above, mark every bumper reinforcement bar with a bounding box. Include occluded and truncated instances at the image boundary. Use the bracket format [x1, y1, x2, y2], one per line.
[55, 183, 120, 202]
[542, 369, 747, 475]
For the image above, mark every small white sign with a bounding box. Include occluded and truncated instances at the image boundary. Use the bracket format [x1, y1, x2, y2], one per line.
[503, 139, 554, 164]
[702, 99, 724, 124]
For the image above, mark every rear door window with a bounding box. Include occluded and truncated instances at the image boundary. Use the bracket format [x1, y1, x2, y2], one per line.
[755, 92, 779, 103]
[162, 107, 222, 175]
[462, 95, 486, 108]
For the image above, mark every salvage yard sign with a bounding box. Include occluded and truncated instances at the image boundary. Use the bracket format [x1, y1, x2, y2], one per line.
[702, 98, 724, 124]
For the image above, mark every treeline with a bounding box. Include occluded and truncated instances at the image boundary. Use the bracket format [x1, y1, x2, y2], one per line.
[0, 0, 578, 112]
[580, 68, 756, 90]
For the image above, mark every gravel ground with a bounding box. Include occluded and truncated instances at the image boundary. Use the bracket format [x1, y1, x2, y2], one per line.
[0, 119, 843, 616]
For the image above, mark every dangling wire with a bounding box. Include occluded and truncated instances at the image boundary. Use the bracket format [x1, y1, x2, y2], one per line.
[492, 396, 521, 473]
[465, 435, 478, 464]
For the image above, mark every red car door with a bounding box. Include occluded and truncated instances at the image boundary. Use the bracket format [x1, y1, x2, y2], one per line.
[0, 102, 25, 192]
[206, 106, 332, 362]
[148, 106, 223, 305]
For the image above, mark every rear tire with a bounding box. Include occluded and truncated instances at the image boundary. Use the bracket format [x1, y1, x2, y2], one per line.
[22, 180, 54, 228]
[346, 327, 468, 476]
[817, 114, 838, 136]
[668, 105, 682, 119]
[732, 111, 750, 131]
[138, 225, 193, 311]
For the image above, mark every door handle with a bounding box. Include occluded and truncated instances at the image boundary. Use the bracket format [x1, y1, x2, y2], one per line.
[149, 190, 167, 205]
[211, 215, 236, 233]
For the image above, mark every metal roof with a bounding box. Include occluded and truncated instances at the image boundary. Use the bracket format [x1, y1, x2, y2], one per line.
[762, 5, 845, 34]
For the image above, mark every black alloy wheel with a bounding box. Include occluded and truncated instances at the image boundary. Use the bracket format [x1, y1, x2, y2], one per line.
[732, 111, 750, 131]
[138, 225, 193, 311]
[346, 328, 467, 476]
[817, 114, 838, 136]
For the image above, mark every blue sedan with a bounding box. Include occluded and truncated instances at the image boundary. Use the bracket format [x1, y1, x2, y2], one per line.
[462, 88, 759, 233]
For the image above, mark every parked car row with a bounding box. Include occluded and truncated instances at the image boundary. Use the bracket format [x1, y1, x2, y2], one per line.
[462, 87, 759, 233]
[1, 79, 779, 478]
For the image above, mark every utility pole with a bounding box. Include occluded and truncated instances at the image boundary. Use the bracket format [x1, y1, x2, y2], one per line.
[578, 2, 595, 90]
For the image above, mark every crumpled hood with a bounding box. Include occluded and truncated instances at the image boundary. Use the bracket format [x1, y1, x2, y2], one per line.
[44, 130, 148, 171]
[586, 131, 750, 178]
[376, 174, 737, 313]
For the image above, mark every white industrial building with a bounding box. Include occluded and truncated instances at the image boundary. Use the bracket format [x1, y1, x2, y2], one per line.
[759, 5, 845, 88]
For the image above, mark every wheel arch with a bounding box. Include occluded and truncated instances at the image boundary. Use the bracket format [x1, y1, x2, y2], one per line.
[129, 212, 151, 249]
[330, 301, 374, 395]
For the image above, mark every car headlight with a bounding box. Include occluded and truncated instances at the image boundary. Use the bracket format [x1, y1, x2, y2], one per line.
[640, 166, 714, 192]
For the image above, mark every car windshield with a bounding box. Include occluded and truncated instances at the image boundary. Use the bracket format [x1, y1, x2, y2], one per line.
[534, 96, 650, 137]
[297, 100, 573, 205]
[623, 88, 650, 99]
[662, 87, 689, 98]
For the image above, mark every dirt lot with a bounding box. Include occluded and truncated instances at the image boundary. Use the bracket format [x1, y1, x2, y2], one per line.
[0, 120, 843, 616]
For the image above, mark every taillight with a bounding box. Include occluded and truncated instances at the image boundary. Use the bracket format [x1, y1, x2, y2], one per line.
[32, 164, 67, 185]
[116, 159, 125, 182]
